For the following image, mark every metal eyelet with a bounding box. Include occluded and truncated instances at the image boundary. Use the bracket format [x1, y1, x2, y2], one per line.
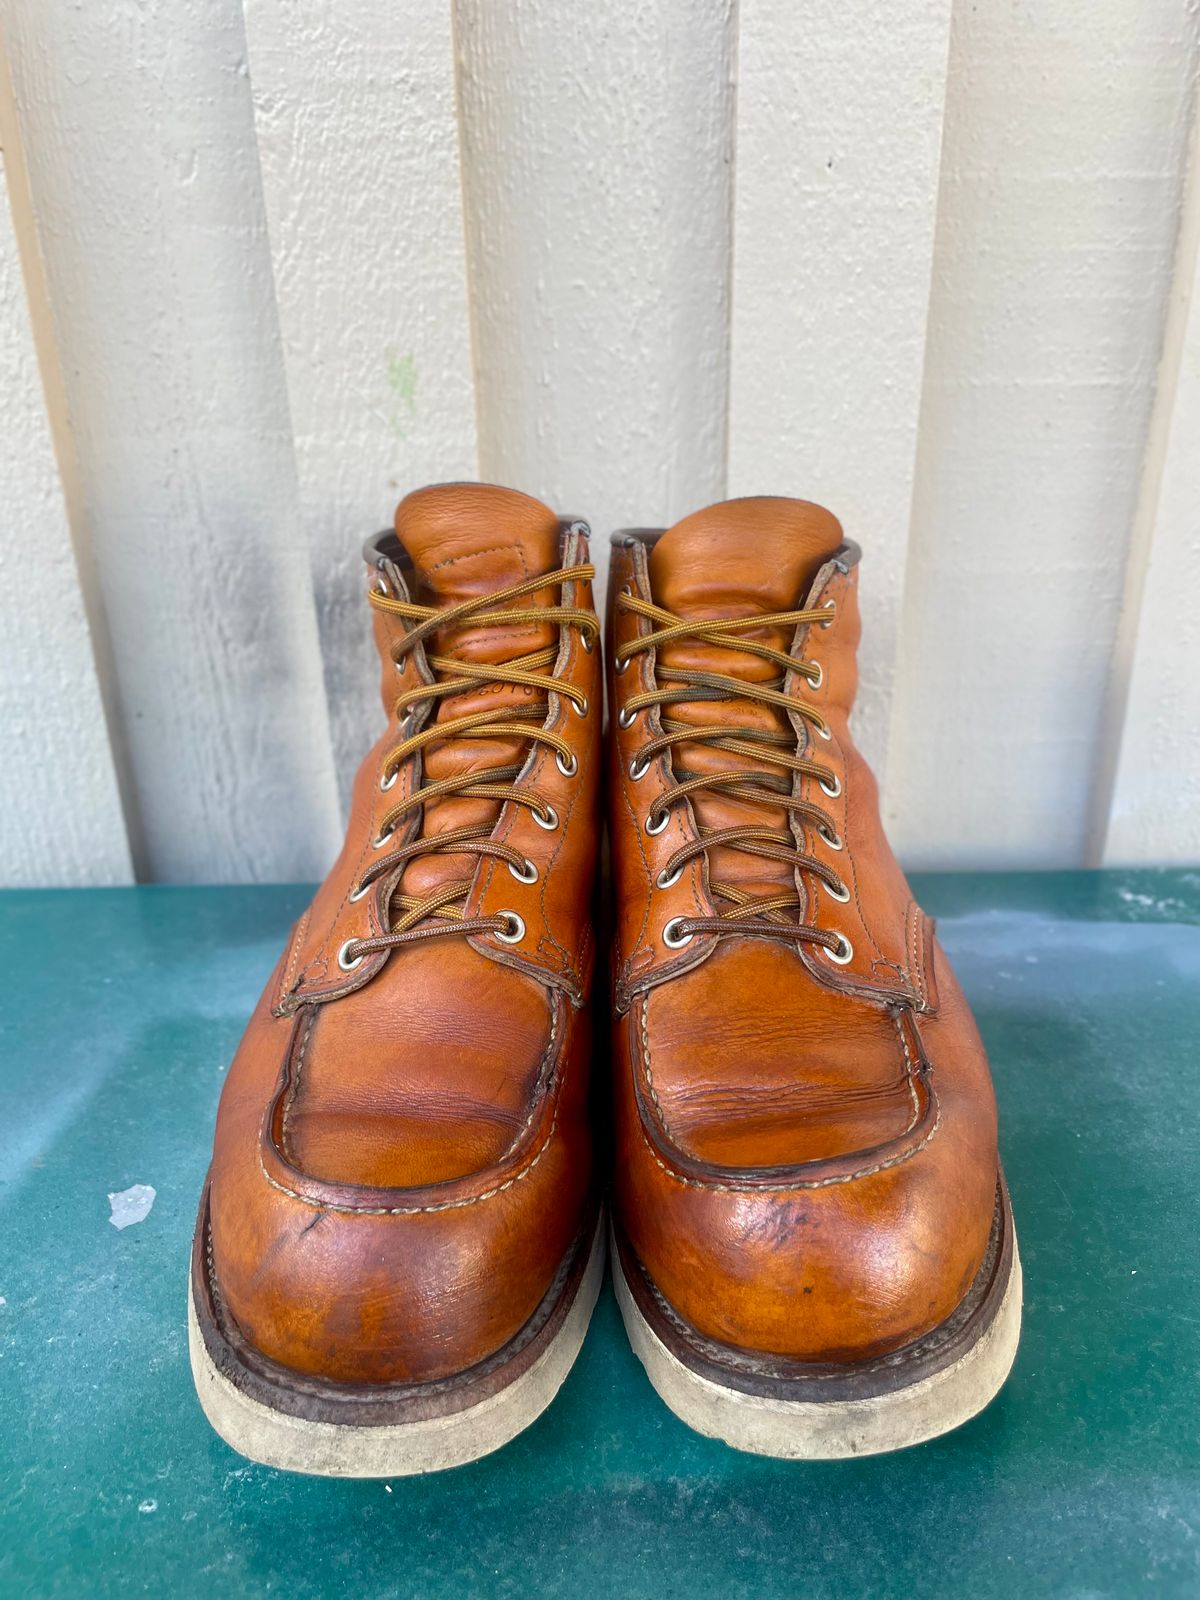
[508, 857, 538, 884]
[615, 654, 631, 676]
[581, 630, 595, 654]
[618, 705, 638, 729]
[819, 772, 842, 799]
[556, 748, 579, 777]
[818, 825, 844, 851]
[338, 939, 365, 971]
[533, 804, 560, 831]
[374, 577, 389, 596]
[826, 933, 854, 965]
[379, 766, 398, 792]
[820, 601, 836, 628]
[495, 911, 526, 944]
[807, 661, 823, 690]
[372, 827, 395, 849]
[663, 917, 694, 949]
[645, 808, 670, 836]
[570, 694, 589, 718]
[815, 721, 833, 741]
[629, 754, 650, 781]
[348, 881, 372, 904]
[656, 863, 683, 889]
[825, 879, 851, 904]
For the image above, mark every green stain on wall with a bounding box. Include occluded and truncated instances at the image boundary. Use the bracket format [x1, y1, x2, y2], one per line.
[385, 351, 418, 437]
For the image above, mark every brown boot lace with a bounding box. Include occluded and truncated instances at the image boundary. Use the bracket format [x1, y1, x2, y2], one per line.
[616, 589, 853, 962]
[339, 564, 597, 966]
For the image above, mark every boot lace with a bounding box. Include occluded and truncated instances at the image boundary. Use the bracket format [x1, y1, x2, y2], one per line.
[339, 564, 597, 967]
[616, 589, 852, 961]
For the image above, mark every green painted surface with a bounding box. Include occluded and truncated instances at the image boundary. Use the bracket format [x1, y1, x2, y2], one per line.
[2, 871, 1198, 1598]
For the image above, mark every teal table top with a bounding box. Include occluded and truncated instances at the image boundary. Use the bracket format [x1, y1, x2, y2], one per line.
[2, 871, 1199, 1598]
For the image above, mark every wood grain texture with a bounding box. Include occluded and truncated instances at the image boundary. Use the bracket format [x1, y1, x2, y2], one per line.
[727, 0, 953, 783]
[244, 0, 478, 810]
[1102, 107, 1200, 866]
[454, 0, 736, 601]
[1, 0, 342, 883]
[885, 0, 1200, 869]
[0, 126, 132, 888]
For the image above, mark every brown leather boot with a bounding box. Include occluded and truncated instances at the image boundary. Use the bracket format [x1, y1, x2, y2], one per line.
[606, 497, 1021, 1458]
[189, 484, 603, 1476]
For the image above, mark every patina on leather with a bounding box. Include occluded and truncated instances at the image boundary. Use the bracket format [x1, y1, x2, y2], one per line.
[199, 483, 601, 1386]
[608, 497, 1000, 1363]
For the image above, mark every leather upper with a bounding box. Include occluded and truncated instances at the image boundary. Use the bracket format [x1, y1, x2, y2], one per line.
[608, 498, 1000, 1363]
[201, 484, 600, 1385]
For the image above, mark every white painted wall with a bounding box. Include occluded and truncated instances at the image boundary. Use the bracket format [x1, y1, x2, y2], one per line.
[0, 82, 131, 888]
[0, 0, 341, 882]
[885, 0, 1200, 870]
[245, 0, 478, 809]
[728, 0, 953, 783]
[454, 0, 736, 603]
[0, 0, 1197, 884]
[1103, 106, 1200, 866]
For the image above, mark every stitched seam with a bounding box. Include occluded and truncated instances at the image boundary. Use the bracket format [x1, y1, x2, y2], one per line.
[637, 1104, 940, 1194]
[639, 994, 671, 1135]
[259, 1009, 561, 1215]
[297, 608, 415, 991]
[427, 543, 541, 649]
[638, 998, 926, 1162]
[476, 592, 589, 985]
[279, 910, 311, 1004]
[907, 903, 928, 1008]
[279, 1009, 318, 1161]
[892, 1011, 923, 1134]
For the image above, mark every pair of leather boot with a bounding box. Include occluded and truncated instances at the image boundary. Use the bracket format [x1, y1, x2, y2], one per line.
[189, 483, 1021, 1475]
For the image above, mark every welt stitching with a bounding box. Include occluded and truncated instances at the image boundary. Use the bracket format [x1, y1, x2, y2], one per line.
[260, 1008, 561, 1215]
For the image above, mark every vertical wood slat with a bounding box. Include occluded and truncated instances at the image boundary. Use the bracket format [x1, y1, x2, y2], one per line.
[243, 0, 478, 808]
[0, 99, 132, 888]
[453, 0, 737, 605]
[1102, 104, 1200, 866]
[727, 0, 953, 783]
[0, 0, 342, 884]
[885, 0, 1200, 870]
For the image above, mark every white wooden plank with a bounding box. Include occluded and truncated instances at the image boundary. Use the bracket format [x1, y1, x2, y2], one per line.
[243, 0, 478, 808]
[0, 111, 132, 888]
[453, 0, 736, 604]
[0, 0, 342, 883]
[727, 0, 953, 784]
[1102, 107, 1200, 866]
[885, 0, 1200, 870]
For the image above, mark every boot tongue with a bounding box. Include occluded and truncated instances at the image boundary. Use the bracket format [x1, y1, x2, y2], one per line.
[391, 483, 564, 901]
[395, 482, 562, 608]
[649, 496, 843, 616]
[648, 497, 844, 905]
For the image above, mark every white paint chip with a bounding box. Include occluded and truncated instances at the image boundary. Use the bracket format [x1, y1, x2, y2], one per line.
[108, 1184, 156, 1230]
